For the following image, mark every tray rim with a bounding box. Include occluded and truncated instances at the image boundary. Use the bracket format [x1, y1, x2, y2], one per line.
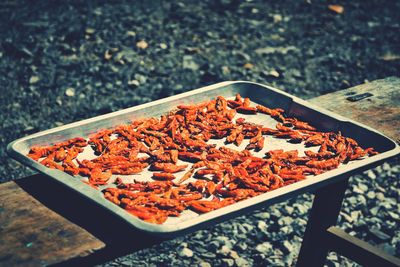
[7, 81, 400, 236]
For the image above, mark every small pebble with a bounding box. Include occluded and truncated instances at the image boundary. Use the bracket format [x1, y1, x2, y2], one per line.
[218, 245, 231, 256]
[229, 250, 240, 259]
[235, 257, 250, 267]
[202, 252, 216, 259]
[256, 212, 270, 219]
[179, 247, 193, 258]
[29, 76, 40, 84]
[85, 28, 95, 34]
[128, 80, 140, 87]
[243, 63, 254, 69]
[65, 88, 75, 97]
[255, 242, 273, 254]
[387, 211, 399, 220]
[284, 206, 294, 215]
[198, 262, 212, 267]
[269, 69, 280, 78]
[367, 191, 376, 199]
[370, 206, 380, 216]
[126, 31, 136, 37]
[136, 40, 148, 49]
[358, 183, 369, 192]
[278, 216, 294, 226]
[366, 170, 377, 179]
[273, 14, 283, 23]
[221, 258, 235, 267]
[376, 192, 385, 201]
[257, 221, 268, 232]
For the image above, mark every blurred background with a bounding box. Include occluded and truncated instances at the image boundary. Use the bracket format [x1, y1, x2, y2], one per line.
[0, 0, 399, 266]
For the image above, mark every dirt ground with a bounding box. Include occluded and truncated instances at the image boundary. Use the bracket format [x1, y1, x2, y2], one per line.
[0, 0, 399, 266]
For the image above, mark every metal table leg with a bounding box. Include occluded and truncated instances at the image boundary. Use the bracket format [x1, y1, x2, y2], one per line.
[296, 178, 349, 267]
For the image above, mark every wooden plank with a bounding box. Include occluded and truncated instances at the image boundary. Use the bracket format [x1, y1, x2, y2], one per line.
[309, 76, 400, 143]
[325, 227, 400, 267]
[0, 181, 105, 267]
[295, 179, 349, 267]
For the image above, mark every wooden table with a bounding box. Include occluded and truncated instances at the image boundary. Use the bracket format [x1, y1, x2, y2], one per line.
[1, 77, 399, 267]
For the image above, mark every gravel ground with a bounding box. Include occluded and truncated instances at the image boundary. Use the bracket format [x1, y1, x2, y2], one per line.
[0, 0, 399, 266]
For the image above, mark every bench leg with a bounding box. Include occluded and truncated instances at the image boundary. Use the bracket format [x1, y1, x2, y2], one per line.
[296, 178, 349, 267]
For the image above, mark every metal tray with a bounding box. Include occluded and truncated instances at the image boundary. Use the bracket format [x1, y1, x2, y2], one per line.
[7, 81, 400, 237]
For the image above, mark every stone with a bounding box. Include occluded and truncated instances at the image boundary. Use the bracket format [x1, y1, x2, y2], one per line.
[221, 258, 235, 267]
[273, 14, 283, 23]
[128, 80, 140, 87]
[255, 46, 297, 55]
[256, 212, 270, 219]
[366, 170, 377, 179]
[340, 212, 353, 223]
[367, 191, 376, 199]
[126, 31, 136, 37]
[235, 257, 250, 267]
[202, 252, 216, 259]
[85, 28, 95, 34]
[199, 262, 212, 267]
[229, 250, 240, 259]
[382, 162, 391, 171]
[357, 195, 367, 206]
[65, 87, 75, 97]
[120, 260, 133, 266]
[134, 74, 147, 84]
[352, 186, 364, 194]
[271, 209, 282, 218]
[218, 245, 231, 256]
[370, 206, 380, 216]
[179, 247, 194, 258]
[350, 211, 360, 221]
[241, 223, 254, 232]
[278, 216, 294, 226]
[280, 226, 291, 235]
[293, 203, 308, 214]
[29, 76, 40, 84]
[284, 206, 294, 215]
[376, 192, 385, 201]
[235, 241, 248, 251]
[257, 221, 268, 232]
[183, 55, 200, 71]
[255, 242, 273, 254]
[243, 63, 254, 69]
[388, 211, 399, 220]
[136, 40, 148, 49]
[358, 183, 369, 192]
[268, 69, 280, 78]
[282, 240, 293, 253]
[160, 43, 168, 49]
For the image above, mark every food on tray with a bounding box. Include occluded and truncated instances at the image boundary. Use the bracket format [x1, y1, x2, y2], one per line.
[27, 94, 378, 224]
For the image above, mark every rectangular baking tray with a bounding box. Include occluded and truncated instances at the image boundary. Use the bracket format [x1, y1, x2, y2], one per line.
[7, 81, 400, 237]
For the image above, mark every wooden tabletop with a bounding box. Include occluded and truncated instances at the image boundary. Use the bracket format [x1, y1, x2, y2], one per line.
[0, 77, 399, 267]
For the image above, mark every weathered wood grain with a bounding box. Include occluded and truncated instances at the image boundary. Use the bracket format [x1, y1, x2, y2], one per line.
[0, 182, 105, 267]
[309, 76, 400, 142]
